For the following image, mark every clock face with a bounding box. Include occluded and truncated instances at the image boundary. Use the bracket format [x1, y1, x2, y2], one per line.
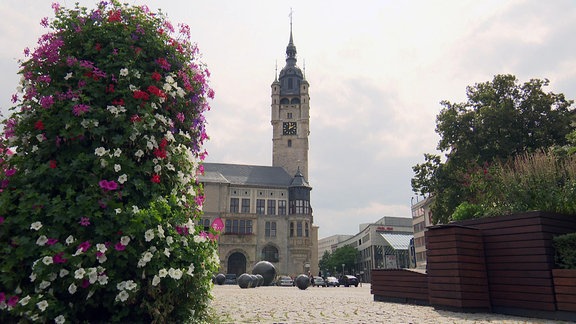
[283, 122, 297, 135]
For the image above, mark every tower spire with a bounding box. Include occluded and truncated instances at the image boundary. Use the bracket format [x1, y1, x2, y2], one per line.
[286, 8, 297, 66]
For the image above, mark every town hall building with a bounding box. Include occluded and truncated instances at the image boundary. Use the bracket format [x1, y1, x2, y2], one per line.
[199, 23, 318, 278]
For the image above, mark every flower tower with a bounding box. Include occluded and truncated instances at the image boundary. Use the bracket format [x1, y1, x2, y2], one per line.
[0, 1, 220, 322]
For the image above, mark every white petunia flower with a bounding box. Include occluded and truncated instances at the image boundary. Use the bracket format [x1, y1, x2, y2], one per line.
[36, 235, 48, 246]
[94, 147, 107, 156]
[116, 290, 129, 302]
[144, 229, 154, 242]
[114, 164, 121, 172]
[100, 159, 108, 168]
[30, 221, 42, 231]
[30, 272, 37, 282]
[32, 145, 38, 152]
[65, 235, 75, 245]
[98, 274, 108, 285]
[64, 72, 73, 80]
[96, 243, 107, 253]
[68, 283, 77, 294]
[163, 248, 171, 257]
[39, 280, 51, 290]
[59, 269, 69, 277]
[120, 236, 130, 246]
[117, 281, 126, 290]
[158, 268, 168, 278]
[152, 275, 160, 286]
[36, 300, 49, 312]
[124, 280, 137, 291]
[142, 251, 153, 263]
[132, 205, 139, 214]
[113, 148, 122, 157]
[120, 68, 129, 76]
[115, 208, 121, 214]
[42, 256, 53, 266]
[118, 174, 128, 184]
[36, 134, 44, 142]
[154, 164, 161, 173]
[157, 225, 165, 238]
[187, 263, 195, 276]
[135, 150, 144, 158]
[55, 315, 66, 324]
[19, 295, 31, 306]
[165, 236, 173, 245]
[74, 268, 86, 279]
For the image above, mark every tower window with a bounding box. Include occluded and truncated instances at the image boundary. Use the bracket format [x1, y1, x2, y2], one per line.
[288, 78, 293, 89]
[287, 140, 292, 147]
[287, 112, 293, 119]
[297, 221, 303, 237]
[256, 199, 265, 215]
[278, 200, 287, 215]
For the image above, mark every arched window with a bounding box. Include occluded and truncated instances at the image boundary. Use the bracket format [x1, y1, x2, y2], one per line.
[290, 222, 294, 237]
[287, 140, 292, 147]
[261, 245, 279, 262]
[280, 98, 289, 104]
[290, 98, 300, 104]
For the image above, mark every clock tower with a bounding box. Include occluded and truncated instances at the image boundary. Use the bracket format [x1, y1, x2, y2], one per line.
[271, 19, 310, 180]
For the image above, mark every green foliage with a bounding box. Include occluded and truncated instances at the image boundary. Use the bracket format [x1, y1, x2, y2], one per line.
[412, 74, 574, 224]
[464, 151, 576, 216]
[451, 202, 484, 221]
[0, 1, 219, 322]
[553, 233, 576, 269]
[318, 246, 358, 275]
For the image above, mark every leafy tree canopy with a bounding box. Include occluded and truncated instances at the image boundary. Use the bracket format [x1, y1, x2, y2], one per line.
[318, 245, 358, 275]
[412, 74, 574, 224]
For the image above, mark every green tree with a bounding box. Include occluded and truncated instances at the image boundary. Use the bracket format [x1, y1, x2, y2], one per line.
[318, 246, 358, 275]
[412, 74, 574, 224]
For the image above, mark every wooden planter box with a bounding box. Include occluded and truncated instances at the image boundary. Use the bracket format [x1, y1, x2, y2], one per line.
[553, 269, 576, 312]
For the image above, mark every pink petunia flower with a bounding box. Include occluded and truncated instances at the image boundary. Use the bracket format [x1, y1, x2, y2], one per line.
[211, 218, 224, 232]
[47, 238, 58, 245]
[78, 241, 91, 252]
[5, 169, 16, 177]
[99, 180, 118, 191]
[53, 252, 67, 264]
[7, 295, 19, 307]
[79, 217, 90, 226]
[114, 242, 126, 251]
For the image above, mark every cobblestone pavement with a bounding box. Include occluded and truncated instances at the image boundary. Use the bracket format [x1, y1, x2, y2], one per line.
[210, 284, 572, 324]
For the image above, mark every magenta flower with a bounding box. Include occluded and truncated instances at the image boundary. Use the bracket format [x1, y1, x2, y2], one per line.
[79, 217, 90, 226]
[7, 295, 19, 307]
[99, 180, 118, 191]
[53, 252, 67, 264]
[211, 218, 224, 232]
[114, 242, 126, 251]
[5, 169, 16, 177]
[78, 241, 91, 252]
[39, 95, 54, 109]
[72, 103, 91, 116]
[82, 279, 90, 288]
[47, 238, 58, 245]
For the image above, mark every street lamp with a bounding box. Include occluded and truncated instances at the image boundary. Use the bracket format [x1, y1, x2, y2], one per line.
[341, 263, 345, 275]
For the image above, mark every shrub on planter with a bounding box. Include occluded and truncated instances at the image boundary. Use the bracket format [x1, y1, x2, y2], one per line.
[554, 232, 576, 269]
[0, 1, 219, 322]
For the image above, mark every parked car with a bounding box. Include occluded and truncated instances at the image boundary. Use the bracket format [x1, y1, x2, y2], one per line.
[312, 276, 327, 287]
[325, 276, 340, 287]
[339, 275, 359, 287]
[224, 274, 237, 285]
[276, 275, 294, 287]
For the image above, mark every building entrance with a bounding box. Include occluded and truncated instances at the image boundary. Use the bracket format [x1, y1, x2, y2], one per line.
[227, 252, 247, 276]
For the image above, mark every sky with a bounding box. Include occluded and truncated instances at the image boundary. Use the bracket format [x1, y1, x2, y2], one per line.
[2, 0, 576, 238]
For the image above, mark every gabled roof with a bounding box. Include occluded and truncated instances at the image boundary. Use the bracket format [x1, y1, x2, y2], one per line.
[200, 163, 294, 188]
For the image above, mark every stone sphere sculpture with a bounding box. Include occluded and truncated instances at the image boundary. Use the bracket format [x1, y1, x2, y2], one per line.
[214, 273, 226, 285]
[255, 274, 264, 287]
[251, 261, 277, 286]
[295, 274, 311, 290]
[237, 273, 253, 289]
[250, 275, 259, 288]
